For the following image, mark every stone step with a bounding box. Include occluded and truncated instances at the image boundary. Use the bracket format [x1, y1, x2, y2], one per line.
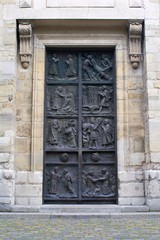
[9, 205, 150, 214]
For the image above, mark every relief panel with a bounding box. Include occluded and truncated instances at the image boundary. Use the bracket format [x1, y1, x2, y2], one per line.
[46, 85, 78, 116]
[82, 117, 115, 150]
[82, 165, 116, 198]
[46, 118, 78, 150]
[45, 166, 78, 199]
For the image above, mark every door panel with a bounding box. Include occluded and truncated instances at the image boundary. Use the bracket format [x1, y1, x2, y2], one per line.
[43, 49, 117, 204]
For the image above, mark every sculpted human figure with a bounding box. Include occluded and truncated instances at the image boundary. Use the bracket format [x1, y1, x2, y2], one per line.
[62, 93, 75, 114]
[99, 169, 110, 195]
[83, 54, 112, 81]
[49, 54, 60, 79]
[63, 119, 77, 148]
[99, 86, 112, 112]
[83, 55, 96, 80]
[65, 54, 76, 78]
[101, 54, 112, 69]
[101, 119, 114, 147]
[62, 169, 74, 194]
[83, 171, 100, 196]
[48, 119, 60, 146]
[83, 117, 101, 149]
[50, 167, 59, 195]
[52, 87, 65, 112]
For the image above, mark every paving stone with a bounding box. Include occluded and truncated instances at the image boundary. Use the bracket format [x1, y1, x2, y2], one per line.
[0, 214, 160, 239]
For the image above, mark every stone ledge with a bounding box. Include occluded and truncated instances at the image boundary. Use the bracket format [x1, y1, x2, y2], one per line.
[8, 205, 150, 214]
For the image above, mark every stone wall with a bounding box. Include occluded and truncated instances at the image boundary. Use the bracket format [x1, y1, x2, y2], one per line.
[144, 0, 160, 210]
[0, 0, 160, 209]
[0, 0, 17, 205]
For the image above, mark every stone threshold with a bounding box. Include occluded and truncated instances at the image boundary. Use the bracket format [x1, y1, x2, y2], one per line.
[1, 204, 150, 214]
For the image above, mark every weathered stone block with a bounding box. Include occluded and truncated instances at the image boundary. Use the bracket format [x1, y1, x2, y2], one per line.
[16, 137, 29, 153]
[0, 203, 12, 212]
[3, 170, 14, 180]
[15, 185, 42, 197]
[0, 197, 11, 205]
[135, 171, 144, 181]
[16, 197, 29, 205]
[15, 171, 28, 184]
[0, 153, 10, 163]
[145, 170, 158, 180]
[118, 197, 132, 205]
[131, 197, 145, 205]
[150, 153, 160, 163]
[133, 138, 144, 152]
[118, 172, 136, 182]
[147, 199, 160, 211]
[29, 197, 42, 205]
[130, 153, 145, 166]
[148, 181, 160, 198]
[17, 122, 31, 137]
[28, 172, 42, 184]
[119, 182, 144, 197]
[15, 153, 30, 171]
[0, 182, 11, 197]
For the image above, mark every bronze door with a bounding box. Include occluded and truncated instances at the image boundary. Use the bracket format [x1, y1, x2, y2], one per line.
[43, 49, 117, 203]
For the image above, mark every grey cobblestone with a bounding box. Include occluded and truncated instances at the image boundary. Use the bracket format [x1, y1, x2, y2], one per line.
[0, 214, 160, 239]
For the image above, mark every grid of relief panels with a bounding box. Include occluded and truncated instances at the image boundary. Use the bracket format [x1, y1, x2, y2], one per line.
[43, 49, 117, 204]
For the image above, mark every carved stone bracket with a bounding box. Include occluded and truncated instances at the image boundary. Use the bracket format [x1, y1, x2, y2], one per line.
[129, 21, 143, 69]
[18, 23, 32, 69]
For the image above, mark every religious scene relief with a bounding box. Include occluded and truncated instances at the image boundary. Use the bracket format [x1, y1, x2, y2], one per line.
[82, 166, 116, 198]
[82, 53, 113, 81]
[45, 166, 78, 199]
[47, 53, 78, 80]
[83, 85, 113, 114]
[47, 118, 78, 149]
[82, 117, 115, 149]
[47, 86, 78, 115]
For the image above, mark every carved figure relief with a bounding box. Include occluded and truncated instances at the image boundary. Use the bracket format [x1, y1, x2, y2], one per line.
[47, 119, 77, 149]
[82, 117, 102, 149]
[65, 55, 77, 79]
[63, 119, 77, 148]
[82, 117, 114, 149]
[48, 86, 77, 115]
[99, 86, 113, 113]
[82, 54, 112, 81]
[48, 119, 60, 146]
[50, 167, 60, 195]
[82, 166, 116, 197]
[82, 85, 113, 114]
[46, 167, 77, 198]
[62, 169, 74, 194]
[47, 53, 77, 80]
[48, 54, 60, 79]
[101, 119, 114, 148]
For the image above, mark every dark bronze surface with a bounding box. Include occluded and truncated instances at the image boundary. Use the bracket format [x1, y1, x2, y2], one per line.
[44, 49, 117, 203]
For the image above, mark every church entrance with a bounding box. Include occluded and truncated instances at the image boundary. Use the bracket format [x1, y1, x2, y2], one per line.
[43, 48, 117, 204]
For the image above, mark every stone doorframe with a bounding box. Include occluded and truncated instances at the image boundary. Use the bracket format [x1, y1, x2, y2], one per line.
[30, 21, 144, 205]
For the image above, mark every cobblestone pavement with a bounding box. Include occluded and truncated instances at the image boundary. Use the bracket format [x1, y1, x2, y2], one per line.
[0, 214, 160, 240]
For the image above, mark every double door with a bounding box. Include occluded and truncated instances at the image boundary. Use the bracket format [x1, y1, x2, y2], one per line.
[43, 48, 117, 203]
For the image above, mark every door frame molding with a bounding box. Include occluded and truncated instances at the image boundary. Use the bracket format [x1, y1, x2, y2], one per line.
[31, 24, 129, 205]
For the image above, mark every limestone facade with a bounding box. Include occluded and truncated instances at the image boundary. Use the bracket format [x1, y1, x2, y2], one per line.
[0, 0, 160, 210]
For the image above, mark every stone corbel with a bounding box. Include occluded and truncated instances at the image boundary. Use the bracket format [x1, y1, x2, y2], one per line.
[129, 21, 143, 69]
[18, 23, 32, 69]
